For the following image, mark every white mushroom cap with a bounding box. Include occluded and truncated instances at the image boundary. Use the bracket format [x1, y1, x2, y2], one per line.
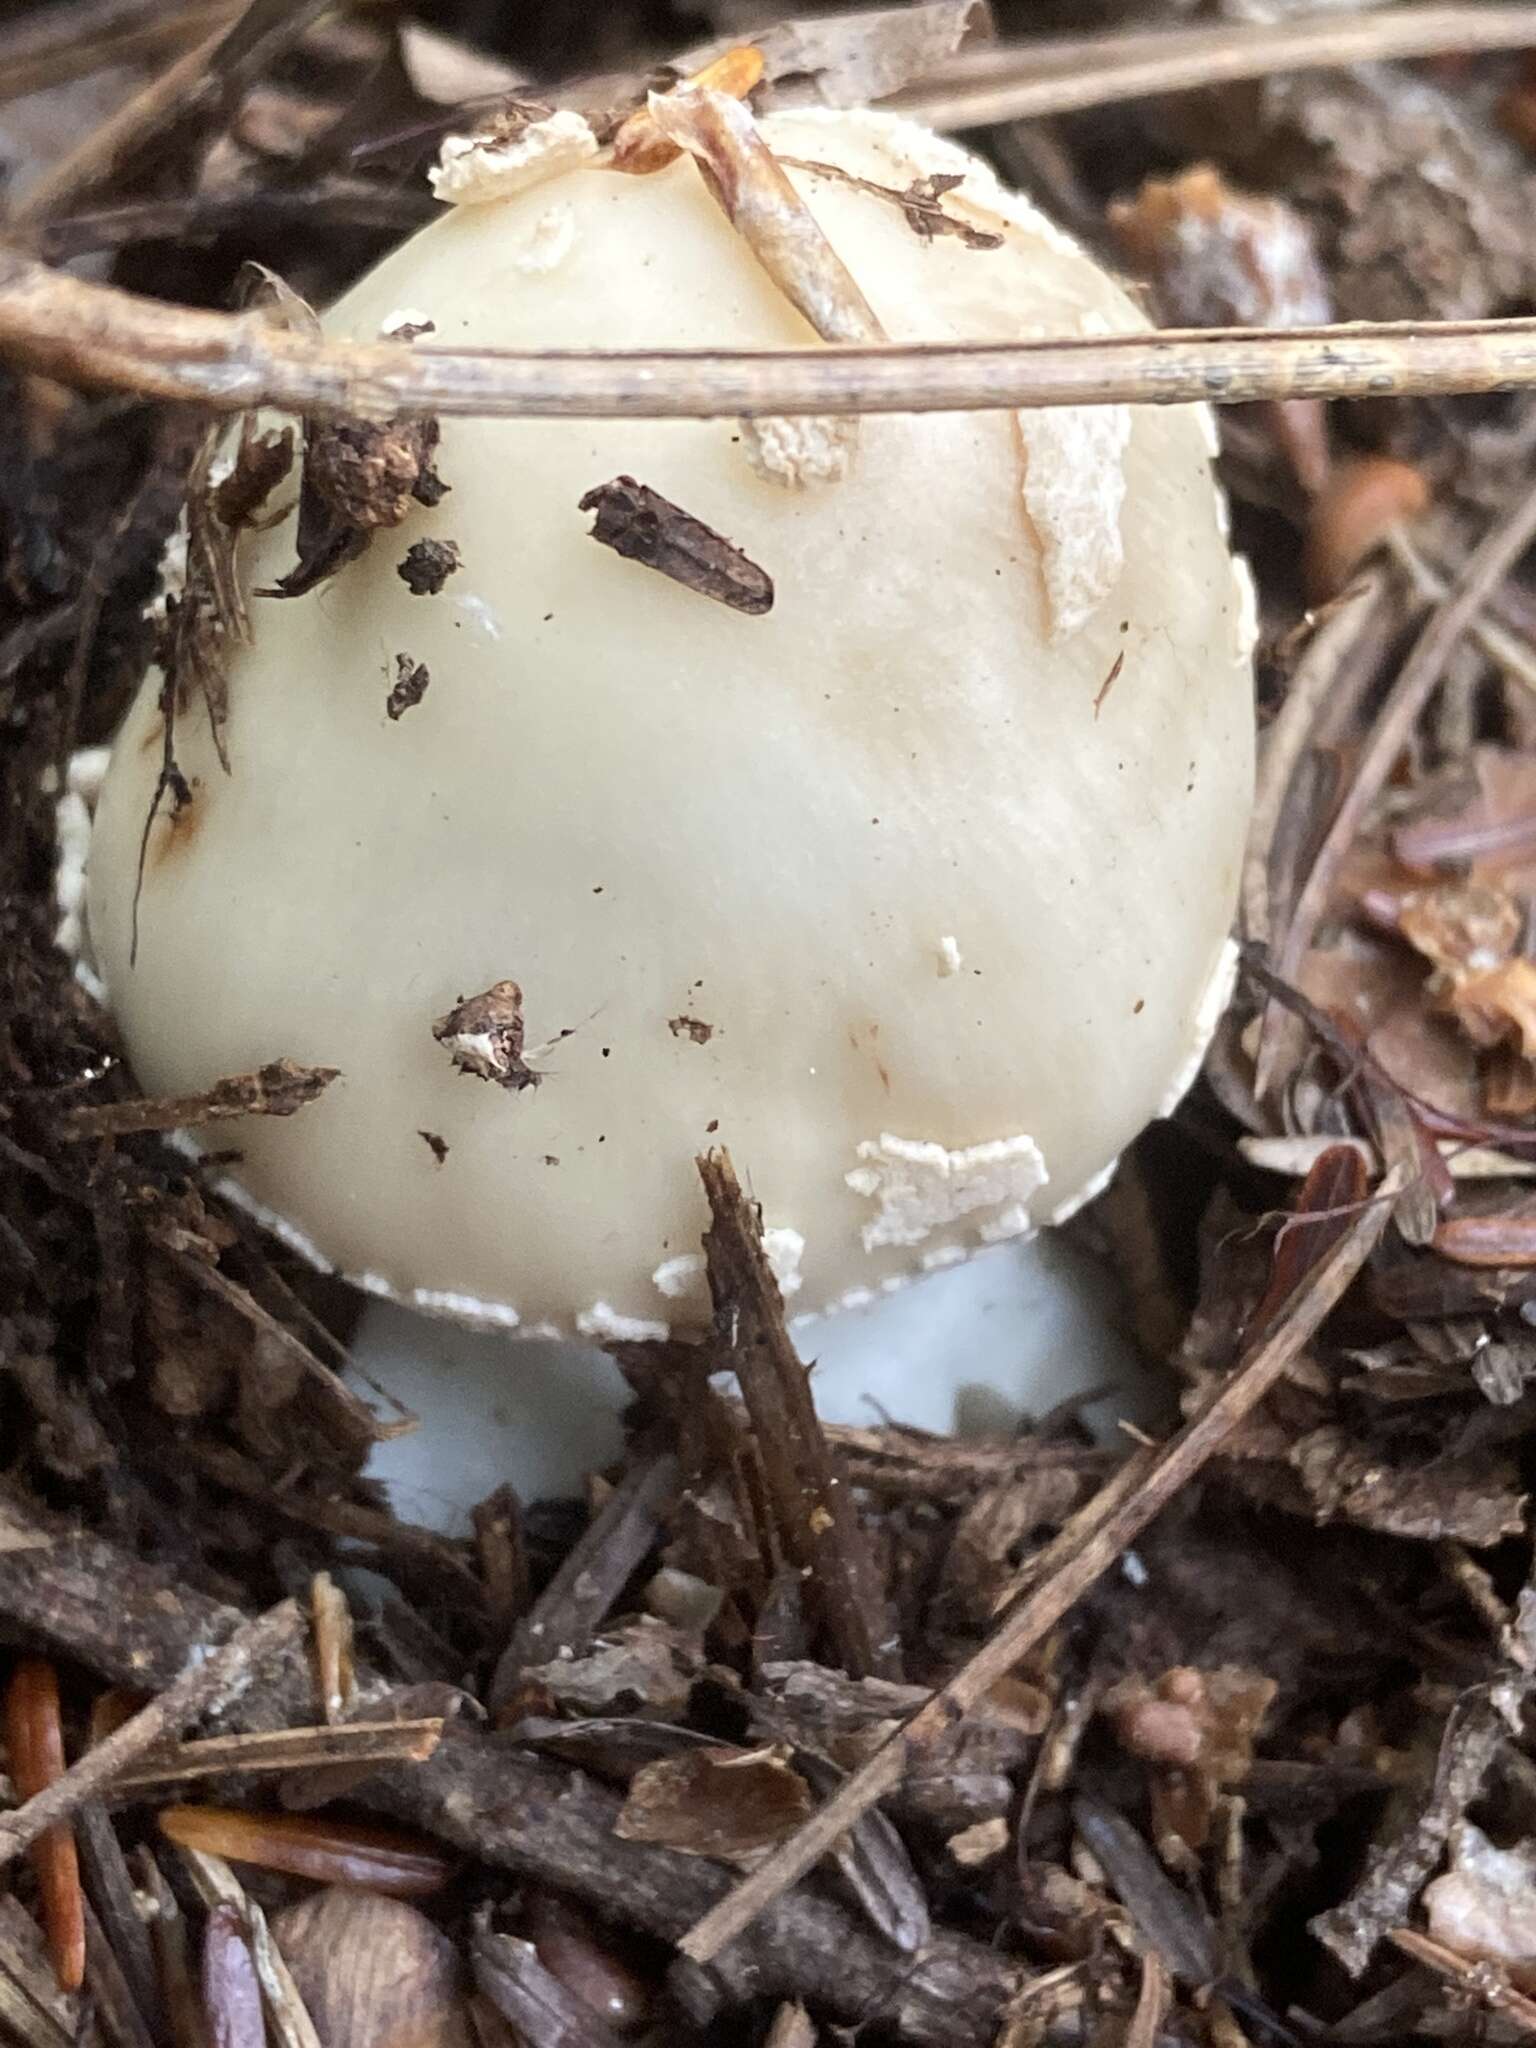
[85, 108, 1254, 1338]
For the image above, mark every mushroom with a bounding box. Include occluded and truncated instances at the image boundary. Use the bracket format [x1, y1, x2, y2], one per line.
[84, 104, 1254, 1463]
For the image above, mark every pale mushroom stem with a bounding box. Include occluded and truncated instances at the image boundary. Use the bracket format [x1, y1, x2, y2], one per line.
[360, 1235, 1148, 1529]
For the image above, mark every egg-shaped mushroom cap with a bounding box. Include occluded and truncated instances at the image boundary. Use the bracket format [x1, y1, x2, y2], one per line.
[87, 108, 1254, 1339]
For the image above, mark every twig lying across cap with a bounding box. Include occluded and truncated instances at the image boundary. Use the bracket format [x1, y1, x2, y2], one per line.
[7, 247, 1536, 420]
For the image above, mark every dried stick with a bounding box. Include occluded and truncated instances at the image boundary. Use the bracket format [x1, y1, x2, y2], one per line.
[1257, 472, 1536, 1097]
[677, 1167, 1400, 1967]
[894, 4, 1536, 130]
[0, 1601, 304, 1867]
[8, 248, 1536, 418]
[699, 1150, 897, 1682]
[181, 1443, 483, 1600]
[1387, 525, 1536, 699]
[54, 1060, 337, 1140]
[83, 1898, 157, 2048]
[74, 1805, 162, 2037]
[110, 1719, 444, 1794]
[40, 185, 433, 262]
[649, 88, 884, 343]
[178, 1853, 322, 2048]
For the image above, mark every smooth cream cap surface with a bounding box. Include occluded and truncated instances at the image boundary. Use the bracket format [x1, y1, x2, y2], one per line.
[87, 109, 1254, 1334]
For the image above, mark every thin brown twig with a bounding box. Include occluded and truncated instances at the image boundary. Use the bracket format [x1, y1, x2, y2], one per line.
[7, 0, 335, 229]
[1389, 1930, 1536, 2036]
[0, 1601, 304, 1868]
[1256, 472, 1536, 1097]
[180, 1442, 486, 1603]
[677, 1165, 1401, 1967]
[38, 184, 433, 262]
[82, 1898, 156, 2048]
[891, 5, 1536, 131]
[73, 1804, 162, 2036]
[0, 0, 235, 109]
[52, 1059, 337, 1140]
[8, 248, 1536, 418]
[1387, 525, 1536, 699]
[109, 1718, 444, 1794]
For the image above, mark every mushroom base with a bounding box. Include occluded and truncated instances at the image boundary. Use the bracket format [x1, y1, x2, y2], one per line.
[360, 1233, 1156, 1531]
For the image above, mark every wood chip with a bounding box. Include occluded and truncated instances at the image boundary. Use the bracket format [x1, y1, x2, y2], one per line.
[579, 477, 773, 615]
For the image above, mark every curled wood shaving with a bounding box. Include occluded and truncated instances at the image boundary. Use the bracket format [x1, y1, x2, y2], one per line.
[111, 1720, 444, 1793]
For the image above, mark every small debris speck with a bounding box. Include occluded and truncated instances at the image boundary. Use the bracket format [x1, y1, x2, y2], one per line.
[1093, 650, 1125, 719]
[382, 311, 435, 341]
[386, 654, 430, 720]
[396, 538, 462, 596]
[433, 980, 537, 1090]
[669, 1015, 715, 1044]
